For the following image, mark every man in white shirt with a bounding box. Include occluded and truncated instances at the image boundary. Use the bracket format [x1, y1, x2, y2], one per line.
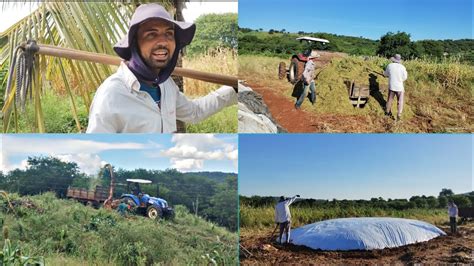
[275, 195, 299, 244]
[87, 3, 237, 133]
[384, 54, 408, 121]
[448, 200, 458, 234]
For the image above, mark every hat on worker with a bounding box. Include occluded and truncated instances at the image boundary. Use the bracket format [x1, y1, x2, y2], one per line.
[114, 3, 196, 60]
[390, 54, 402, 63]
[308, 50, 320, 59]
[113, 3, 196, 84]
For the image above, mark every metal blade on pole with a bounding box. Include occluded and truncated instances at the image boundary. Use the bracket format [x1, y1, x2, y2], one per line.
[31, 43, 238, 87]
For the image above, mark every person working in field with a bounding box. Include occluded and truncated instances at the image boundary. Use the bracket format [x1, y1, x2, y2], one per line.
[448, 200, 458, 234]
[275, 195, 300, 244]
[295, 53, 317, 109]
[87, 3, 237, 133]
[384, 54, 408, 121]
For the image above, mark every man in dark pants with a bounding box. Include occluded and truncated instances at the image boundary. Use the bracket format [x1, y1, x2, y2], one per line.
[448, 200, 458, 234]
[274, 195, 299, 244]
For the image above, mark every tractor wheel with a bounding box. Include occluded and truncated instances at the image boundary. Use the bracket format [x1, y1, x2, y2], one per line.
[278, 62, 286, 80]
[289, 58, 304, 84]
[146, 205, 163, 220]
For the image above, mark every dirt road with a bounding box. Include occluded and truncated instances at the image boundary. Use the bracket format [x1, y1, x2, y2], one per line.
[249, 83, 373, 133]
[240, 224, 474, 265]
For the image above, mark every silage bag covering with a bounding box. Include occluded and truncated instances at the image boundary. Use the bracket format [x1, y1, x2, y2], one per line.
[289, 217, 446, 250]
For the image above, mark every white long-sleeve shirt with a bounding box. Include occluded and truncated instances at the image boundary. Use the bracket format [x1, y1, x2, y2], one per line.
[86, 62, 237, 133]
[384, 62, 408, 92]
[448, 204, 458, 217]
[275, 196, 298, 223]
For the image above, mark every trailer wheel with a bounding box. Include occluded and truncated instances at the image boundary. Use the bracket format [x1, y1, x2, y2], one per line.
[289, 58, 304, 84]
[147, 205, 162, 220]
[278, 62, 286, 80]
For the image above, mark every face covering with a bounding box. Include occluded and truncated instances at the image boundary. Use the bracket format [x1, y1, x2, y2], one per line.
[126, 40, 179, 87]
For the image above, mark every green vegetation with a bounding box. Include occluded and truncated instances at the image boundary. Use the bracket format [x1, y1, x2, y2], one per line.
[239, 54, 474, 132]
[1, 157, 238, 232]
[240, 189, 473, 229]
[239, 28, 474, 64]
[187, 106, 237, 133]
[0, 192, 237, 265]
[187, 13, 238, 57]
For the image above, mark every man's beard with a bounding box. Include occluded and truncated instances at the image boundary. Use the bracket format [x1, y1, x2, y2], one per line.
[142, 45, 172, 72]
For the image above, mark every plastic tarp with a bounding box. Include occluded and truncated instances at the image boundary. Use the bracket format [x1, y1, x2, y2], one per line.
[288, 217, 446, 250]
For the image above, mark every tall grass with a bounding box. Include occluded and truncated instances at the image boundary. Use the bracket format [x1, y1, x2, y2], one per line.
[1, 193, 238, 265]
[240, 204, 447, 229]
[186, 105, 237, 133]
[184, 48, 237, 96]
[3, 90, 89, 133]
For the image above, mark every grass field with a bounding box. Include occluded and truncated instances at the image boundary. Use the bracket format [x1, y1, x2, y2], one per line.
[0, 192, 238, 265]
[239, 54, 473, 132]
[240, 204, 447, 230]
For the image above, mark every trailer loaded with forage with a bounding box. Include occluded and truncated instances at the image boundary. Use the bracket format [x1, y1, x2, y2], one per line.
[67, 164, 173, 220]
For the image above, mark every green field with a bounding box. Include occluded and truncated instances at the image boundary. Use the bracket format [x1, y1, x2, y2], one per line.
[1, 192, 238, 265]
[240, 204, 447, 230]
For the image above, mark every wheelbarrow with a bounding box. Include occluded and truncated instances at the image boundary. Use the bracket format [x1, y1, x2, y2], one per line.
[345, 80, 369, 108]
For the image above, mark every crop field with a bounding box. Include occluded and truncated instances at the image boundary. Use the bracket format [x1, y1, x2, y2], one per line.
[239, 54, 473, 133]
[240, 203, 473, 265]
[0, 192, 238, 265]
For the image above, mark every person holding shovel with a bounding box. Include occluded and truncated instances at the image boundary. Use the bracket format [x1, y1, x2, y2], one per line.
[383, 54, 407, 121]
[274, 195, 300, 244]
[87, 3, 237, 133]
[295, 53, 317, 109]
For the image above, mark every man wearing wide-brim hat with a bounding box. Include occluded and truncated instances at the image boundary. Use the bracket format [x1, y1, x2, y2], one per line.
[383, 54, 408, 121]
[86, 3, 237, 133]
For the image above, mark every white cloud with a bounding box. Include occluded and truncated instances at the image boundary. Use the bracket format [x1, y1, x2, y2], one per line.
[170, 158, 204, 172]
[3, 136, 147, 155]
[160, 134, 237, 171]
[54, 153, 107, 175]
[1, 136, 150, 174]
[182, 1, 237, 22]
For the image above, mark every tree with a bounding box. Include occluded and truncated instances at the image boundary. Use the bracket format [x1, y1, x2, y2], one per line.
[438, 196, 448, 208]
[451, 195, 471, 208]
[8, 156, 81, 197]
[418, 40, 444, 58]
[377, 31, 412, 59]
[439, 188, 454, 197]
[186, 13, 237, 56]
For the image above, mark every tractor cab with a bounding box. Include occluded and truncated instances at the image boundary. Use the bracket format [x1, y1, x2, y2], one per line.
[121, 179, 174, 219]
[279, 36, 330, 84]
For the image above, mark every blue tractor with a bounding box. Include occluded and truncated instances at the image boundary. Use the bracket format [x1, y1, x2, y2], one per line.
[120, 179, 174, 220]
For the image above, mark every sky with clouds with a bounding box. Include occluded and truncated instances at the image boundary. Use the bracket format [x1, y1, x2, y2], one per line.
[1, 134, 237, 175]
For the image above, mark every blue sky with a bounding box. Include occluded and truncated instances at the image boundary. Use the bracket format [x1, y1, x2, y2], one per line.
[239, 134, 473, 200]
[239, 0, 473, 40]
[1, 134, 237, 175]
